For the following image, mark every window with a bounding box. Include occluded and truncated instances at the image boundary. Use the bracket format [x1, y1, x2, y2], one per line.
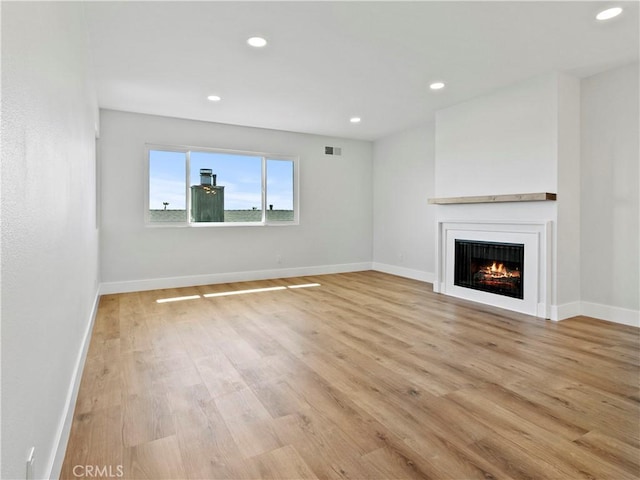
[147, 146, 298, 225]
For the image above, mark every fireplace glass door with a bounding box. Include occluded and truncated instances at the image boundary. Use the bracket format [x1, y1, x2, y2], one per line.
[454, 240, 524, 299]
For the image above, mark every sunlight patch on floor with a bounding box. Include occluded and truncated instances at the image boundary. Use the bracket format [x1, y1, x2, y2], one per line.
[156, 283, 321, 303]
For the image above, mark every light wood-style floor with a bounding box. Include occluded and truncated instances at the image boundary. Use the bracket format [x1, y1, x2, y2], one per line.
[61, 271, 640, 479]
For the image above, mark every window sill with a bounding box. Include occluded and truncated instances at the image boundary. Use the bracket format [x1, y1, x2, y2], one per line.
[145, 221, 299, 228]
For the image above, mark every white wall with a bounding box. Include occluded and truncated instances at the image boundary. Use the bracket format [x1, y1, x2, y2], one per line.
[372, 123, 435, 281]
[581, 62, 639, 320]
[555, 74, 582, 307]
[434, 74, 559, 198]
[99, 110, 373, 291]
[1, 3, 100, 479]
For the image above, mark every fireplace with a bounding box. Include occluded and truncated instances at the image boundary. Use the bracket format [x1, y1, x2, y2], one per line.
[436, 221, 550, 318]
[454, 240, 524, 299]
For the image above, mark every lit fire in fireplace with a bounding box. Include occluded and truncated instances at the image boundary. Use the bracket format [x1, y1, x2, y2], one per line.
[473, 261, 521, 290]
[481, 261, 521, 279]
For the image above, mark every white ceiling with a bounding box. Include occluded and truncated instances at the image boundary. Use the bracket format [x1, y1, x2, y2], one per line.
[84, 1, 639, 141]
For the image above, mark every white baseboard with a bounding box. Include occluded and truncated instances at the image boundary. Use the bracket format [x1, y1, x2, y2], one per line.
[100, 262, 373, 294]
[371, 262, 434, 284]
[47, 288, 101, 480]
[549, 301, 639, 327]
[581, 302, 640, 328]
[550, 301, 582, 321]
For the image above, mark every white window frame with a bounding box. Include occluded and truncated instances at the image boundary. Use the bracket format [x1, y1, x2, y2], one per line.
[145, 144, 299, 227]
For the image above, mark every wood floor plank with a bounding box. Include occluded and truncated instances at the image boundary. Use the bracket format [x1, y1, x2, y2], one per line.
[175, 424, 236, 480]
[249, 377, 311, 419]
[180, 396, 250, 477]
[467, 433, 580, 480]
[119, 349, 157, 395]
[174, 400, 239, 479]
[251, 444, 320, 480]
[121, 389, 175, 448]
[194, 352, 249, 398]
[214, 388, 282, 458]
[460, 383, 589, 441]
[449, 385, 638, 479]
[572, 430, 640, 476]
[61, 271, 640, 479]
[272, 410, 385, 480]
[60, 406, 123, 480]
[73, 342, 122, 414]
[506, 380, 640, 448]
[125, 435, 187, 480]
[361, 447, 442, 480]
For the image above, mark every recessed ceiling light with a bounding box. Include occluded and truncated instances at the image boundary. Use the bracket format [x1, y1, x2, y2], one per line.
[207, 95, 221, 102]
[596, 7, 622, 20]
[247, 37, 267, 48]
[350, 117, 361, 123]
[430, 82, 445, 90]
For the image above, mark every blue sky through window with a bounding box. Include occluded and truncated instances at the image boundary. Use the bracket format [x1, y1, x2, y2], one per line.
[149, 150, 186, 210]
[267, 159, 294, 210]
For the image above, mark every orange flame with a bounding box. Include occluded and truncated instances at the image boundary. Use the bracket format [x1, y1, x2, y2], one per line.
[482, 261, 520, 278]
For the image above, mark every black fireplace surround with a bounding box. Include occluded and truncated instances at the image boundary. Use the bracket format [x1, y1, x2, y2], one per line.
[454, 240, 524, 299]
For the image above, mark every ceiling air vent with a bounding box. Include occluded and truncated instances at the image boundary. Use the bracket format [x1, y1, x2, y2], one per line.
[325, 146, 342, 156]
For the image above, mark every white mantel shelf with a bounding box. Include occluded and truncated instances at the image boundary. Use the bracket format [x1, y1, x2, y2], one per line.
[428, 192, 557, 205]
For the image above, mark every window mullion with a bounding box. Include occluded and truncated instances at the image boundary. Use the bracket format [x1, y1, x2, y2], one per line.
[261, 156, 267, 223]
[186, 150, 191, 224]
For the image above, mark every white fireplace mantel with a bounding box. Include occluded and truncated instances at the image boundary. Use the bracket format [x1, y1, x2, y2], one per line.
[435, 220, 552, 319]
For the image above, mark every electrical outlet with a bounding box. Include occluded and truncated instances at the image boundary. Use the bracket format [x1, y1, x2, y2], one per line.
[26, 447, 35, 480]
[276, 254, 283, 264]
